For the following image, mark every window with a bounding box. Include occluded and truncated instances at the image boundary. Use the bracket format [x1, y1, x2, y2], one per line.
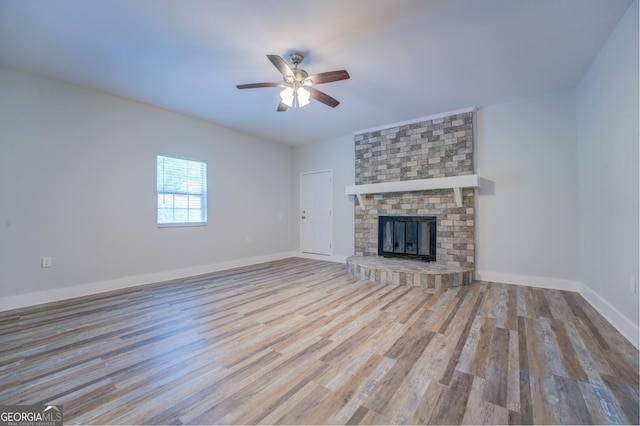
[157, 155, 207, 226]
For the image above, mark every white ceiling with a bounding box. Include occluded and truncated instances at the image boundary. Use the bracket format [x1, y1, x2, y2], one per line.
[0, 0, 633, 145]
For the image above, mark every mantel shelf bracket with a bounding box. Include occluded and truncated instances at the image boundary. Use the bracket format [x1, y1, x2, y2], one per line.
[453, 187, 462, 207]
[345, 175, 479, 209]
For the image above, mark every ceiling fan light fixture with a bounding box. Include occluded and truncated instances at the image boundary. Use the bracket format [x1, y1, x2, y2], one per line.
[280, 87, 294, 107]
[297, 87, 310, 107]
[280, 86, 311, 108]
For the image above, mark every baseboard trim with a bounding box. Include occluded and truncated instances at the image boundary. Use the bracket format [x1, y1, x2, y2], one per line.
[579, 282, 640, 349]
[295, 252, 348, 264]
[477, 270, 639, 349]
[0, 251, 298, 313]
[476, 270, 580, 291]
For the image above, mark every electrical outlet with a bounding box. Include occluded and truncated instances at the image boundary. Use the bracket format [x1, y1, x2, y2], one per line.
[41, 256, 52, 268]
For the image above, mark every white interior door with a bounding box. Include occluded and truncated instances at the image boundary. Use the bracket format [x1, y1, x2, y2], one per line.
[300, 170, 332, 255]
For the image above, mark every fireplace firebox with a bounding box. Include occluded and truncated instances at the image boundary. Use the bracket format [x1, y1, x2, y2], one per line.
[378, 216, 437, 262]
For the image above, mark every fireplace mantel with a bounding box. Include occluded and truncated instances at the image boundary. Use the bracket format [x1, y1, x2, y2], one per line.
[345, 174, 479, 208]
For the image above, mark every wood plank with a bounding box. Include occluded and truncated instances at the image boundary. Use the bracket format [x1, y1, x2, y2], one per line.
[578, 380, 627, 424]
[544, 289, 574, 321]
[604, 349, 640, 388]
[537, 317, 569, 378]
[321, 322, 404, 391]
[517, 286, 535, 318]
[468, 316, 496, 378]
[561, 291, 610, 350]
[530, 375, 559, 425]
[517, 316, 534, 424]
[531, 288, 552, 318]
[244, 362, 331, 424]
[345, 405, 369, 425]
[428, 370, 474, 424]
[462, 376, 509, 424]
[506, 329, 521, 412]
[411, 379, 446, 424]
[273, 382, 331, 425]
[436, 292, 467, 333]
[295, 354, 388, 424]
[553, 374, 593, 424]
[549, 318, 588, 382]
[357, 408, 390, 425]
[504, 284, 519, 330]
[601, 373, 640, 424]
[365, 327, 435, 412]
[523, 317, 551, 377]
[452, 314, 483, 375]
[319, 311, 390, 363]
[482, 326, 510, 407]
[439, 289, 486, 385]
[330, 356, 396, 424]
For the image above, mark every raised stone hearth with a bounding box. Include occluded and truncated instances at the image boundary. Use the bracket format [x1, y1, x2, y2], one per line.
[347, 255, 473, 289]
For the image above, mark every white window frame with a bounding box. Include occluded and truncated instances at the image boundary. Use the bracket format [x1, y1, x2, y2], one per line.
[156, 154, 207, 227]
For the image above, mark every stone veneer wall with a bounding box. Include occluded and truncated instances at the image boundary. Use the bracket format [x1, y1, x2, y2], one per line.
[354, 111, 475, 269]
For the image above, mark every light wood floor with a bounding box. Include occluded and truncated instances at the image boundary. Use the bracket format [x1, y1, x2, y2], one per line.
[0, 258, 638, 425]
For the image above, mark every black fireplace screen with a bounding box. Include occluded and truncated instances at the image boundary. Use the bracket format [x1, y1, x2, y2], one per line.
[378, 216, 436, 261]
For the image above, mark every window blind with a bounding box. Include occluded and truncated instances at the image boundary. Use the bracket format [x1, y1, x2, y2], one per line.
[157, 155, 207, 226]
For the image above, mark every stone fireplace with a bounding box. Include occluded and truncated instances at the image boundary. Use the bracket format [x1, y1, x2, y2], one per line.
[347, 109, 476, 288]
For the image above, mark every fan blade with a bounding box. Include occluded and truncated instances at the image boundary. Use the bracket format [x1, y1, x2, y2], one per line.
[267, 55, 294, 79]
[306, 87, 340, 108]
[304, 70, 350, 85]
[277, 102, 289, 112]
[236, 82, 282, 89]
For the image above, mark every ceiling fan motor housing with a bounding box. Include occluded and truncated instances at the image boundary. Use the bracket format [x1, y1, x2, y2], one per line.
[289, 52, 305, 66]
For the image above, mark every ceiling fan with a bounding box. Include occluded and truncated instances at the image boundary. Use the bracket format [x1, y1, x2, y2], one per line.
[236, 52, 350, 111]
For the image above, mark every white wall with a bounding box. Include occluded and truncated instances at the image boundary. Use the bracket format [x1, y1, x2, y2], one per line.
[0, 66, 295, 304]
[476, 90, 580, 288]
[576, 0, 639, 341]
[293, 134, 355, 261]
